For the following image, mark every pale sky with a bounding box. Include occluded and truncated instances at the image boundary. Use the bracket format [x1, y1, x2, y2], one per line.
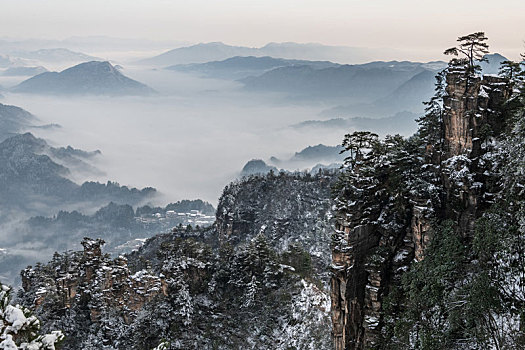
[1, 0, 524, 60]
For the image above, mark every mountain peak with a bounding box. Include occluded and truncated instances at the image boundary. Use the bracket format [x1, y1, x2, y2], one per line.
[484, 53, 508, 61]
[479, 53, 509, 74]
[61, 60, 118, 76]
[12, 61, 155, 96]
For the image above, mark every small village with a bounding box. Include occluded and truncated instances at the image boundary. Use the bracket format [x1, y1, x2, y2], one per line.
[136, 209, 216, 228]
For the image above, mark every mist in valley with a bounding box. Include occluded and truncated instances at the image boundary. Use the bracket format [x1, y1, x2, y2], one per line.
[1, 57, 399, 284]
[3, 69, 355, 205]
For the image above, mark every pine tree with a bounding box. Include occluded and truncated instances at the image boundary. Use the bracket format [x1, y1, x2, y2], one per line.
[0, 283, 64, 350]
[242, 275, 259, 308]
[417, 70, 446, 163]
[444, 32, 489, 76]
[340, 131, 379, 167]
[499, 60, 524, 82]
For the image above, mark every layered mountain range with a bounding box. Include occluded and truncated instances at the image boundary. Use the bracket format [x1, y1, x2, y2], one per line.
[167, 56, 339, 80]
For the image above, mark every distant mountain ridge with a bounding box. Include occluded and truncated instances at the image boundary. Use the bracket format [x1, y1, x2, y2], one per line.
[240, 159, 278, 177]
[290, 144, 344, 163]
[138, 41, 397, 66]
[166, 55, 339, 80]
[292, 111, 420, 137]
[240, 61, 444, 109]
[240, 144, 345, 177]
[270, 144, 344, 167]
[479, 53, 508, 75]
[12, 61, 155, 96]
[13, 48, 101, 63]
[316, 54, 509, 118]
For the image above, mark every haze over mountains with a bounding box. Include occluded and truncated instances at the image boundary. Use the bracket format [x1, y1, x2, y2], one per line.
[240, 144, 345, 177]
[479, 53, 509, 74]
[0, 0, 523, 345]
[12, 48, 100, 64]
[243, 60, 441, 97]
[0, 36, 185, 56]
[0, 101, 225, 285]
[167, 56, 339, 80]
[137, 42, 397, 66]
[0, 132, 155, 213]
[0, 48, 102, 74]
[293, 111, 420, 136]
[1, 66, 48, 77]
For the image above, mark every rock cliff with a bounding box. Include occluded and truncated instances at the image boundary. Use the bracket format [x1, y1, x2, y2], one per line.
[21, 238, 167, 325]
[330, 71, 513, 349]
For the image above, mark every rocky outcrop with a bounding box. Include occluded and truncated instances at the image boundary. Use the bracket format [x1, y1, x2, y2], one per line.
[442, 74, 511, 234]
[443, 74, 510, 158]
[331, 203, 413, 350]
[330, 72, 512, 349]
[216, 171, 337, 262]
[21, 237, 167, 324]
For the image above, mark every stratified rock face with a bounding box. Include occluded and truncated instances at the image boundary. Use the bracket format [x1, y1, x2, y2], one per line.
[442, 74, 511, 234]
[21, 237, 166, 324]
[330, 72, 512, 350]
[331, 202, 413, 350]
[443, 74, 510, 158]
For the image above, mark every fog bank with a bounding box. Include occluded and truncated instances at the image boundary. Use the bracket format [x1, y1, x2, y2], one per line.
[4, 70, 350, 205]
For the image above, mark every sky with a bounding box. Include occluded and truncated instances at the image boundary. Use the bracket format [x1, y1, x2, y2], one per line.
[1, 0, 524, 60]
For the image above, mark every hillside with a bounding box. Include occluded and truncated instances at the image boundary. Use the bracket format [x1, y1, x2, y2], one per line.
[240, 159, 278, 176]
[479, 53, 508, 74]
[0, 103, 36, 141]
[0, 132, 154, 213]
[373, 69, 436, 111]
[12, 61, 155, 96]
[0, 131, 158, 284]
[17, 171, 337, 349]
